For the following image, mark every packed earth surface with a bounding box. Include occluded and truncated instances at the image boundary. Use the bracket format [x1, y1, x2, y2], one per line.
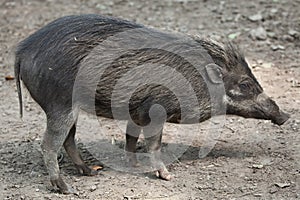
[0, 0, 299, 199]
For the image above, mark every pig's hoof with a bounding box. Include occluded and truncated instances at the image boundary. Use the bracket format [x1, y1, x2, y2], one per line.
[76, 164, 102, 176]
[62, 186, 79, 195]
[126, 159, 140, 168]
[51, 177, 78, 195]
[155, 168, 172, 181]
[125, 153, 140, 167]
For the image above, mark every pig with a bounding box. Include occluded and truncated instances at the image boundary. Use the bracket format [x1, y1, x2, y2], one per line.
[14, 14, 289, 194]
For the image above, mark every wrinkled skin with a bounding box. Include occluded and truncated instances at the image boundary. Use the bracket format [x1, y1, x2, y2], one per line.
[15, 14, 289, 194]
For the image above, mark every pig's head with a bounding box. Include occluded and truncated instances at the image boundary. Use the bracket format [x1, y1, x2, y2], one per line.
[199, 39, 289, 125]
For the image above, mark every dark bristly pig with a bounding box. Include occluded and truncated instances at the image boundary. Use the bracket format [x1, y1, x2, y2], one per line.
[14, 14, 289, 194]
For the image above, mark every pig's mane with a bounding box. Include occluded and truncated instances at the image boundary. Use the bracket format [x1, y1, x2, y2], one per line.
[192, 36, 261, 86]
[192, 37, 249, 72]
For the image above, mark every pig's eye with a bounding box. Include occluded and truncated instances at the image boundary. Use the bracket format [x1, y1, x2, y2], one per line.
[239, 82, 249, 91]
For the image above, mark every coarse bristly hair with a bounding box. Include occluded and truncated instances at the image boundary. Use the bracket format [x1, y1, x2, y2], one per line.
[191, 35, 262, 87]
[191, 36, 250, 74]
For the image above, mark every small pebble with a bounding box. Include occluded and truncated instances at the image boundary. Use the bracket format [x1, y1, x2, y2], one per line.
[271, 45, 285, 51]
[267, 32, 277, 38]
[270, 8, 278, 14]
[288, 29, 299, 37]
[261, 62, 273, 68]
[250, 27, 267, 40]
[248, 13, 263, 22]
[252, 164, 264, 169]
[282, 35, 294, 42]
[96, 4, 107, 10]
[275, 182, 291, 188]
[90, 185, 97, 192]
[269, 185, 278, 194]
[74, 178, 80, 182]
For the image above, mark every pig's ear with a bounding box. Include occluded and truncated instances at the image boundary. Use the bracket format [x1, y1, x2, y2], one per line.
[205, 64, 223, 84]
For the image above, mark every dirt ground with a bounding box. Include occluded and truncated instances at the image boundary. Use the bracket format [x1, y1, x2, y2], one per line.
[0, 0, 299, 199]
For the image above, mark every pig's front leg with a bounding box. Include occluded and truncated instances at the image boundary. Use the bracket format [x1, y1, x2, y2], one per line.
[145, 126, 172, 181]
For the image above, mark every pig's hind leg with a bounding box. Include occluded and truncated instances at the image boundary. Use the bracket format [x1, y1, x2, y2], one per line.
[41, 112, 77, 194]
[125, 121, 142, 167]
[63, 124, 100, 176]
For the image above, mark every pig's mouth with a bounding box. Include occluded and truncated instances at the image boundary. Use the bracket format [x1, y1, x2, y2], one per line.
[270, 110, 290, 126]
[254, 105, 290, 126]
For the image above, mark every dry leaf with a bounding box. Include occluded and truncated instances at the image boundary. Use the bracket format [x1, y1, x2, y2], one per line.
[5, 75, 15, 81]
[91, 165, 103, 171]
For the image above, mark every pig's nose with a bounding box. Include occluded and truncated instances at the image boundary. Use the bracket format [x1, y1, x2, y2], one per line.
[271, 110, 290, 126]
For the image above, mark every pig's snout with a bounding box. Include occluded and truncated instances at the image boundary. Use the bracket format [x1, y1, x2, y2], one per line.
[257, 93, 290, 126]
[271, 110, 290, 126]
